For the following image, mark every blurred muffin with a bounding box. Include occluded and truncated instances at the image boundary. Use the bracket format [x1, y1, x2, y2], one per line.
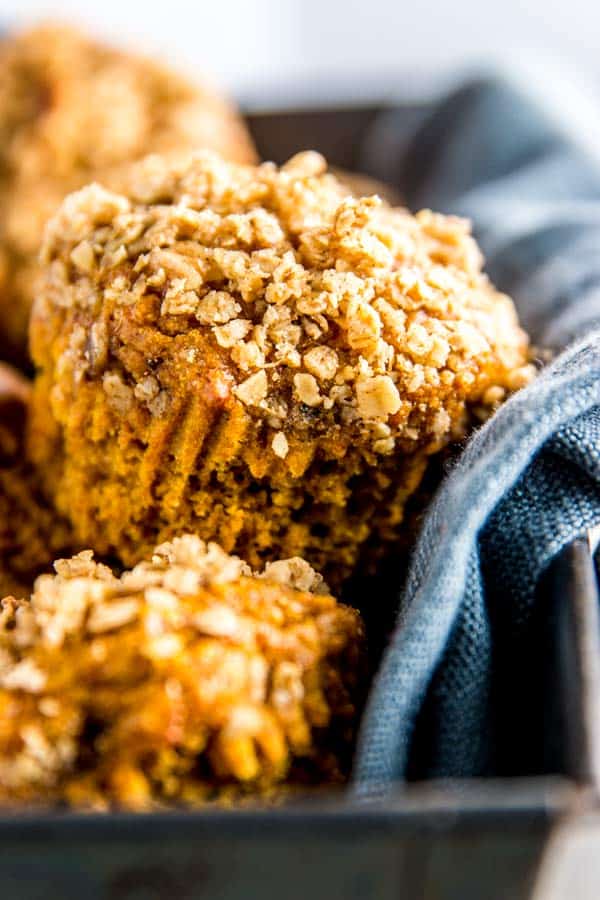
[0, 535, 364, 810]
[0, 362, 73, 597]
[28, 150, 533, 586]
[333, 168, 402, 206]
[0, 23, 256, 361]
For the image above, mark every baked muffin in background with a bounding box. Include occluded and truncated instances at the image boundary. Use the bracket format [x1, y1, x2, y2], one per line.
[333, 168, 402, 206]
[28, 149, 534, 588]
[0, 535, 365, 810]
[0, 23, 257, 362]
[0, 362, 74, 597]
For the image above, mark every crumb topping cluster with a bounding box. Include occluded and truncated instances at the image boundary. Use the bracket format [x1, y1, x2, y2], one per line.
[40, 150, 533, 458]
[0, 536, 364, 807]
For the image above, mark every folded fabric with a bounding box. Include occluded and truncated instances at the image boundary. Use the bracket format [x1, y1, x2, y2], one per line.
[352, 78, 600, 792]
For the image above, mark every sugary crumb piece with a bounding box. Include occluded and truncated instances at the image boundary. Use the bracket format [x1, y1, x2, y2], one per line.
[293, 373, 321, 407]
[0, 659, 47, 693]
[234, 371, 268, 406]
[87, 599, 140, 634]
[261, 557, 328, 594]
[102, 373, 134, 415]
[214, 319, 252, 348]
[196, 292, 241, 325]
[272, 432, 289, 459]
[302, 347, 339, 381]
[70, 241, 95, 274]
[355, 375, 401, 420]
[373, 437, 395, 455]
[281, 151, 327, 177]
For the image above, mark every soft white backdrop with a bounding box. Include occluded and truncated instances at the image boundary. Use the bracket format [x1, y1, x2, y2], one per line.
[1, 0, 598, 109]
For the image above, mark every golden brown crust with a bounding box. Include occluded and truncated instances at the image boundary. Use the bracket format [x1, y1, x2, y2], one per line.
[0, 536, 364, 810]
[28, 150, 533, 584]
[0, 23, 256, 359]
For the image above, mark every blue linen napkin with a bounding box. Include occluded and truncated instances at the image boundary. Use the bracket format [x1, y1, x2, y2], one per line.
[352, 78, 600, 791]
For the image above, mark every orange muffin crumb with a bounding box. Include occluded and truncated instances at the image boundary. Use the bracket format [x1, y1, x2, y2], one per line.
[0, 363, 73, 597]
[0, 535, 364, 810]
[0, 23, 256, 360]
[28, 150, 533, 585]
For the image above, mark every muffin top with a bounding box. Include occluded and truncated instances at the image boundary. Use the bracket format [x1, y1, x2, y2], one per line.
[0, 24, 255, 228]
[35, 149, 533, 464]
[0, 23, 256, 355]
[0, 535, 364, 808]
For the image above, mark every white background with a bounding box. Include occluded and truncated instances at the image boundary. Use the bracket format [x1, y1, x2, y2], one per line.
[1, 0, 598, 109]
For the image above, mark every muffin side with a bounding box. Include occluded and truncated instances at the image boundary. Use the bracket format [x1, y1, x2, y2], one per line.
[0, 362, 74, 597]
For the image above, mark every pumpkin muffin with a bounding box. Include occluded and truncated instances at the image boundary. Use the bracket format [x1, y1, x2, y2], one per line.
[0, 535, 364, 809]
[0, 23, 256, 361]
[28, 150, 533, 586]
[0, 362, 73, 597]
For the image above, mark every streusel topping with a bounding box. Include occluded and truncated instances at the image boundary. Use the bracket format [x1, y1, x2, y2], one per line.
[40, 150, 532, 458]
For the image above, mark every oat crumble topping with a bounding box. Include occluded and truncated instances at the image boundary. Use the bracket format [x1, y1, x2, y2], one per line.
[38, 151, 532, 454]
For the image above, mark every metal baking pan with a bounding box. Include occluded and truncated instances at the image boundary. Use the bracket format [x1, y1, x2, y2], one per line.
[0, 537, 596, 900]
[1, 109, 598, 899]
